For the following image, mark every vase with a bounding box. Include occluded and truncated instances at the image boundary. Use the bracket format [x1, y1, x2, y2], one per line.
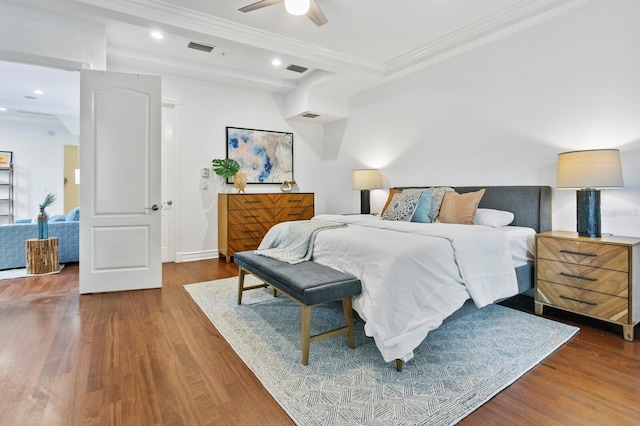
[233, 172, 247, 194]
[37, 207, 48, 239]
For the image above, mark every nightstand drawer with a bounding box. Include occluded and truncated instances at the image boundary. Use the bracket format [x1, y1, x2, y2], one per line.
[537, 280, 628, 323]
[228, 194, 274, 210]
[537, 237, 628, 272]
[536, 259, 628, 297]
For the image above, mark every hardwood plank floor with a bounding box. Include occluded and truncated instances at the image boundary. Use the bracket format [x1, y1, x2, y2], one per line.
[0, 259, 638, 425]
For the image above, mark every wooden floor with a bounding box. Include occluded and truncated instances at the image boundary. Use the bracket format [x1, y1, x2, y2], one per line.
[0, 260, 638, 425]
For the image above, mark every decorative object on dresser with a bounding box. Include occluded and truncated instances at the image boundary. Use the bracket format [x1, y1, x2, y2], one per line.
[557, 149, 623, 237]
[36, 192, 56, 239]
[352, 169, 382, 214]
[226, 127, 293, 184]
[218, 192, 314, 262]
[535, 230, 640, 340]
[279, 180, 298, 192]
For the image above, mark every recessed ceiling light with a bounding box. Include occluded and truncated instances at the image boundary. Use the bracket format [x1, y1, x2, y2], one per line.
[150, 31, 164, 40]
[272, 59, 282, 66]
[34, 89, 44, 95]
[0, 107, 6, 112]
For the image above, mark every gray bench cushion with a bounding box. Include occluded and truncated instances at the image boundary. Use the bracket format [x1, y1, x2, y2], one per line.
[234, 251, 361, 306]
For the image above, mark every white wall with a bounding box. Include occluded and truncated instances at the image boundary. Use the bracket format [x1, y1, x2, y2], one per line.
[326, 0, 640, 237]
[0, 120, 78, 219]
[158, 76, 326, 260]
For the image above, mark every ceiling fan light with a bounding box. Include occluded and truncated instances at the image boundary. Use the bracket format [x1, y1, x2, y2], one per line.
[284, 0, 310, 16]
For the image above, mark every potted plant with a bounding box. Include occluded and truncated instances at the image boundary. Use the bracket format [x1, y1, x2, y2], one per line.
[211, 158, 247, 193]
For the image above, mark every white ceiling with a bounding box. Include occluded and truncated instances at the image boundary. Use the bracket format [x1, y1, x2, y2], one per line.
[0, 0, 588, 126]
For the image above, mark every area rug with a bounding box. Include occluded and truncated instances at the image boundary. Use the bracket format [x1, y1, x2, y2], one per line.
[0, 264, 65, 280]
[185, 276, 578, 426]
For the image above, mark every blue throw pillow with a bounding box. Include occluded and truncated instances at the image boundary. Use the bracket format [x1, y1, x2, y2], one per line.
[411, 187, 434, 223]
[66, 207, 80, 222]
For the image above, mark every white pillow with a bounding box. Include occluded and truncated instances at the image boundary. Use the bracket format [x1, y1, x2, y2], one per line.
[474, 208, 514, 227]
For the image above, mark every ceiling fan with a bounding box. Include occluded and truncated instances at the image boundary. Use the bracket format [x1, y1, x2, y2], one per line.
[239, 0, 329, 27]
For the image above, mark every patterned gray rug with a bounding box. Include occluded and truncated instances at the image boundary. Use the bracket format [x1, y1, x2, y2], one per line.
[185, 276, 578, 426]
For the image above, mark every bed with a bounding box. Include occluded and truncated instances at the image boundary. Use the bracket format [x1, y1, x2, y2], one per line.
[258, 186, 552, 369]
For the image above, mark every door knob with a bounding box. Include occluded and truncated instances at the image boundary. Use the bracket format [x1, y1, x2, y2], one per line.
[145, 204, 160, 211]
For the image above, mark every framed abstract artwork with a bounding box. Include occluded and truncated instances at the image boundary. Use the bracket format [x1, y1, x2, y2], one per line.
[226, 126, 293, 184]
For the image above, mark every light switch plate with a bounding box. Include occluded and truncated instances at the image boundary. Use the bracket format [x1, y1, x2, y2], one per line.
[201, 167, 210, 178]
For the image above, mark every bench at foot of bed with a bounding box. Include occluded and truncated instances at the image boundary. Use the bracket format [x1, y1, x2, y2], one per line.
[234, 251, 362, 366]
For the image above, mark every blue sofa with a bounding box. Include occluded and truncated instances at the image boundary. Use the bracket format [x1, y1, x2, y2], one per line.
[0, 208, 79, 270]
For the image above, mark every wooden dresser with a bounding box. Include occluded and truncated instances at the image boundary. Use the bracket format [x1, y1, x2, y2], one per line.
[218, 193, 314, 262]
[535, 230, 640, 341]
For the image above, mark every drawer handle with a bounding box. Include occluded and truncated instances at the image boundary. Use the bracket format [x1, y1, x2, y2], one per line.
[288, 199, 302, 203]
[559, 272, 596, 282]
[559, 250, 597, 257]
[559, 295, 597, 306]
[244, 215, 259, 219]
[245, 200, 260, 203]
[288, 214, 301, 217]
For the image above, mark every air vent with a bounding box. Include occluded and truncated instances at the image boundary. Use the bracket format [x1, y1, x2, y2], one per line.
[301, 112, 320, 119]
[286, 64, 308, 73]
[188, 41, 215, 53]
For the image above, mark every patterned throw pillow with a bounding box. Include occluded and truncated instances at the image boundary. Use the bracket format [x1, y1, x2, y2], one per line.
[382, 191, 422, 221]
[430, 187, 454, 222]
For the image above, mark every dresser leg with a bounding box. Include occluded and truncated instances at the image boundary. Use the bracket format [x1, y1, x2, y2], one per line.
[534, 301, 543, 316]
[622, 325, 635, 341]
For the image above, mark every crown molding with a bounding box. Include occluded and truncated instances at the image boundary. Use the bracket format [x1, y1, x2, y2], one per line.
[383, 0, 594, 77]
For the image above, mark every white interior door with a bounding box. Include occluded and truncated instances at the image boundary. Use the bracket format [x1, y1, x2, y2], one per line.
[79, 70, 162, 294]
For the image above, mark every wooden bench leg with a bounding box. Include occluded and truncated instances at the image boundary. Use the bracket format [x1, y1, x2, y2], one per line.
[342, 297, 356, 349]
[237, 267, 247, 305]
[301, 305, 312, 365]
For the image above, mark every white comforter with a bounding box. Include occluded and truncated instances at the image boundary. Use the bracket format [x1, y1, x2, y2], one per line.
[258, 214, 518, 363]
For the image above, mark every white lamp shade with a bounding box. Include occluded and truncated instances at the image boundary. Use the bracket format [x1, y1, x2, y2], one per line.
[557, 149, 623, 189]
[285, 0, 310, 15]
[352, 169, 382, 190]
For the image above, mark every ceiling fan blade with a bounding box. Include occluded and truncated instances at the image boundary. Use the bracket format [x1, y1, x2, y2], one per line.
[307, 0, 328, 26]
[239, 0, 284, 13]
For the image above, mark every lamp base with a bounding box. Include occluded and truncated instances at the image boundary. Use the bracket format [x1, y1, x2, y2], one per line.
[576, 189, 601, 238]
[360, 189, 371, 215]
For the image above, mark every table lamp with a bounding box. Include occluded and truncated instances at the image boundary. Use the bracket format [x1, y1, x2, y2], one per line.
[557, 149, 623, 237]
[352, 169, 382, 214]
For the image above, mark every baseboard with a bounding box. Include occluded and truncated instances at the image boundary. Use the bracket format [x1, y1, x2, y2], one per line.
[174, 250, 219, 263]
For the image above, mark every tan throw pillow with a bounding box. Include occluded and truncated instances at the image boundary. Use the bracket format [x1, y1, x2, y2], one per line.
[438, 189, 486, 225]
[380, 188, 401, 216]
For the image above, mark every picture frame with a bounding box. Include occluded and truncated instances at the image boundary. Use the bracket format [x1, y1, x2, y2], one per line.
[0, 151, 12, 168]
[226, 126, 293, 184]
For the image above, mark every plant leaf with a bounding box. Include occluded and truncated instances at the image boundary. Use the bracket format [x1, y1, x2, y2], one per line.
[212, 159, 240, 178]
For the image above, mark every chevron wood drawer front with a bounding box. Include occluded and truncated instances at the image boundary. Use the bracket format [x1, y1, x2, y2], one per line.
[537, 237, 628, 271]
[534, 231, 640, 342]
[218, 193, 314, 262]
[536, 259, 628, 297]
[536, 280, 628, 323]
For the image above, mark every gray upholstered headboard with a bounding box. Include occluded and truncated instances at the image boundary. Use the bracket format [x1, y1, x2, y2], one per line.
[394, 186, 552, 233]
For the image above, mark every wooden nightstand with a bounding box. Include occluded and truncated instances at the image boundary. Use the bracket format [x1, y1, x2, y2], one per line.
[535, 231, 640, 341]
